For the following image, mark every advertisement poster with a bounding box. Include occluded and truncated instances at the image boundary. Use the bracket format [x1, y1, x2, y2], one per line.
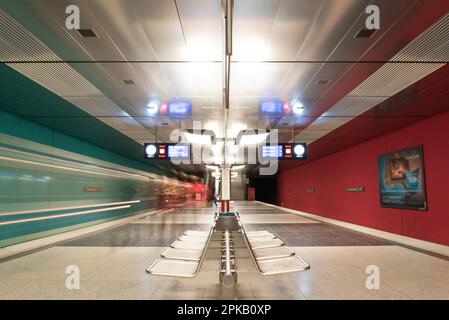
[378, 146, 427, 210]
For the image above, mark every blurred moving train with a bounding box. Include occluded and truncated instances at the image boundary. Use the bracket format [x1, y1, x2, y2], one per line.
[0, 111, 209, 248]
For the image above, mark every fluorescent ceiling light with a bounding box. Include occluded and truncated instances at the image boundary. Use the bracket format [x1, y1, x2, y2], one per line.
[238, 132, 270, 145]
[211, 172, 221, 178]
[232, 165, 246, 170]
[205, 165, 220, 170]
[183, 132, 213, 145]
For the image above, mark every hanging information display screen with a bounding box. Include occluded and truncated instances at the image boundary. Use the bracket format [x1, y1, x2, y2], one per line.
[168, 144, 190, 159]
[262, 145, 283, 158]
[261, 143, 307, 160]
[144, 143, 191, 160]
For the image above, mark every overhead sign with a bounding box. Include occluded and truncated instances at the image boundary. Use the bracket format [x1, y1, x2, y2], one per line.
[146, 100, 191, 118]
[259, 99, 283, 116]
[144, 143, 191, 160]
[259, 99, 293, 116]
[168, 100, 192, 117]
[261, 143, 307, 160]
[261, 145, 283, 158]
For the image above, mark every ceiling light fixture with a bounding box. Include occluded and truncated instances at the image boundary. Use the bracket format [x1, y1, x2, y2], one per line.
[146, 101, 159, 115]
[77, 29, 98, 38]
[183, 132, 213, 145]
[355, 28, 377, 38]
[292, 101, 304, 115]
[238, 132, 270, 145]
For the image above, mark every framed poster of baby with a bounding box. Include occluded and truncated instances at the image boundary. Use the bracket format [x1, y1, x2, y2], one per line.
[378, 145, 427, 210]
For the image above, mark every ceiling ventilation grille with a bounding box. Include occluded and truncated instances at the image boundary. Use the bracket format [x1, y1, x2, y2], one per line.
[351, 13, 449, 97]
[0, 9, 101, 97]
[355, 28, 377, 38]
[77, 29, 98, 38]
[0, 10, 151, 145]
[315, 79, 330, 86]
[295, 13, 449, 144]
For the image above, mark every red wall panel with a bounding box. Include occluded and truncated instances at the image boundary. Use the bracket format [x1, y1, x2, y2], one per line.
[278, 109, 449, 246]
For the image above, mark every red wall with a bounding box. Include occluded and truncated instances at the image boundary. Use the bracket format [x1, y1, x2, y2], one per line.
[278, 109, 449, 246]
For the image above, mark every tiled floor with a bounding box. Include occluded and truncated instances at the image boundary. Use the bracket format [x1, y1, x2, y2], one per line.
[0, 201, 448, 300]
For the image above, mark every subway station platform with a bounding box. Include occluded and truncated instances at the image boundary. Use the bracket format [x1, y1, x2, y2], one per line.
[1, 1, 449, 306]
[1, 201, 448, 300]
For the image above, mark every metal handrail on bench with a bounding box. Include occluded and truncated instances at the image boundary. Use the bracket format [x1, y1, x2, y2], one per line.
[146, 222, 215, 278]
[237, 219, 311, 276]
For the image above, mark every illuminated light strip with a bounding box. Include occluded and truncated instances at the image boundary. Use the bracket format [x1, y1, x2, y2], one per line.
[0, 148, 191, 189]
[0, 146, 157, 181]
[0, 155, 150, 181]
[0, 200, 141, 217]
[0, 205, 131, 226]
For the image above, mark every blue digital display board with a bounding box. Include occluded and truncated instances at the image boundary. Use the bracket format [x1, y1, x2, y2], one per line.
[259, 100, 283, 116]
[168, 144, 190, 159]
[168, 100, 192, 117]
[260, 144, 307, 160]
[262, 145, 283, 158]
[144, 143, 191, 160]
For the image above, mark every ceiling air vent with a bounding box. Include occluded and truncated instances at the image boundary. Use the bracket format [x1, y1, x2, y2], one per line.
[123, 80, 135, 85]
[355, 28, 377, 38]
[315, 79, 330, 86]
[77, 29, 98, 38]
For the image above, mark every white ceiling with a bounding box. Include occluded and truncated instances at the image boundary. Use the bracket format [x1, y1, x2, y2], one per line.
[0, 0, 447, 152]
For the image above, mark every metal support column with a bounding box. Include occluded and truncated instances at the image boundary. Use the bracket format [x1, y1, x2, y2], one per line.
[220, 167, 230, 212]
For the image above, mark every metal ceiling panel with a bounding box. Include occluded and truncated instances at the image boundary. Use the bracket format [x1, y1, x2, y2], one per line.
[278, 0, 415, 98]
[233, 0, 279, 61]
[131, 0, 189, 60]
[268, 0, 325, 60]
[82, 0, 159, 61]
[296, 12, 449, 144]
[231, 62, 292, 97]
[161, 62, 222, 97]
[0, 9, 101, 97]
[64, 96, 129, 117]
[351, 63, 444, 97]
[99, 116, 144, 131]
[175, 0, 223, 61]
[323, 96, 386, 117]
[9, 63, 102, 97]
[0, 8, 154, 147]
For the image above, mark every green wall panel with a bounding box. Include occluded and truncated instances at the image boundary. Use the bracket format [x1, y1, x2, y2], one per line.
[0, 111, 161, 247]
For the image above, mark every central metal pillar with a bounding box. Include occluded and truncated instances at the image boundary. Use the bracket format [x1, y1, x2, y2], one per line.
[220, 167, 231, 212]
